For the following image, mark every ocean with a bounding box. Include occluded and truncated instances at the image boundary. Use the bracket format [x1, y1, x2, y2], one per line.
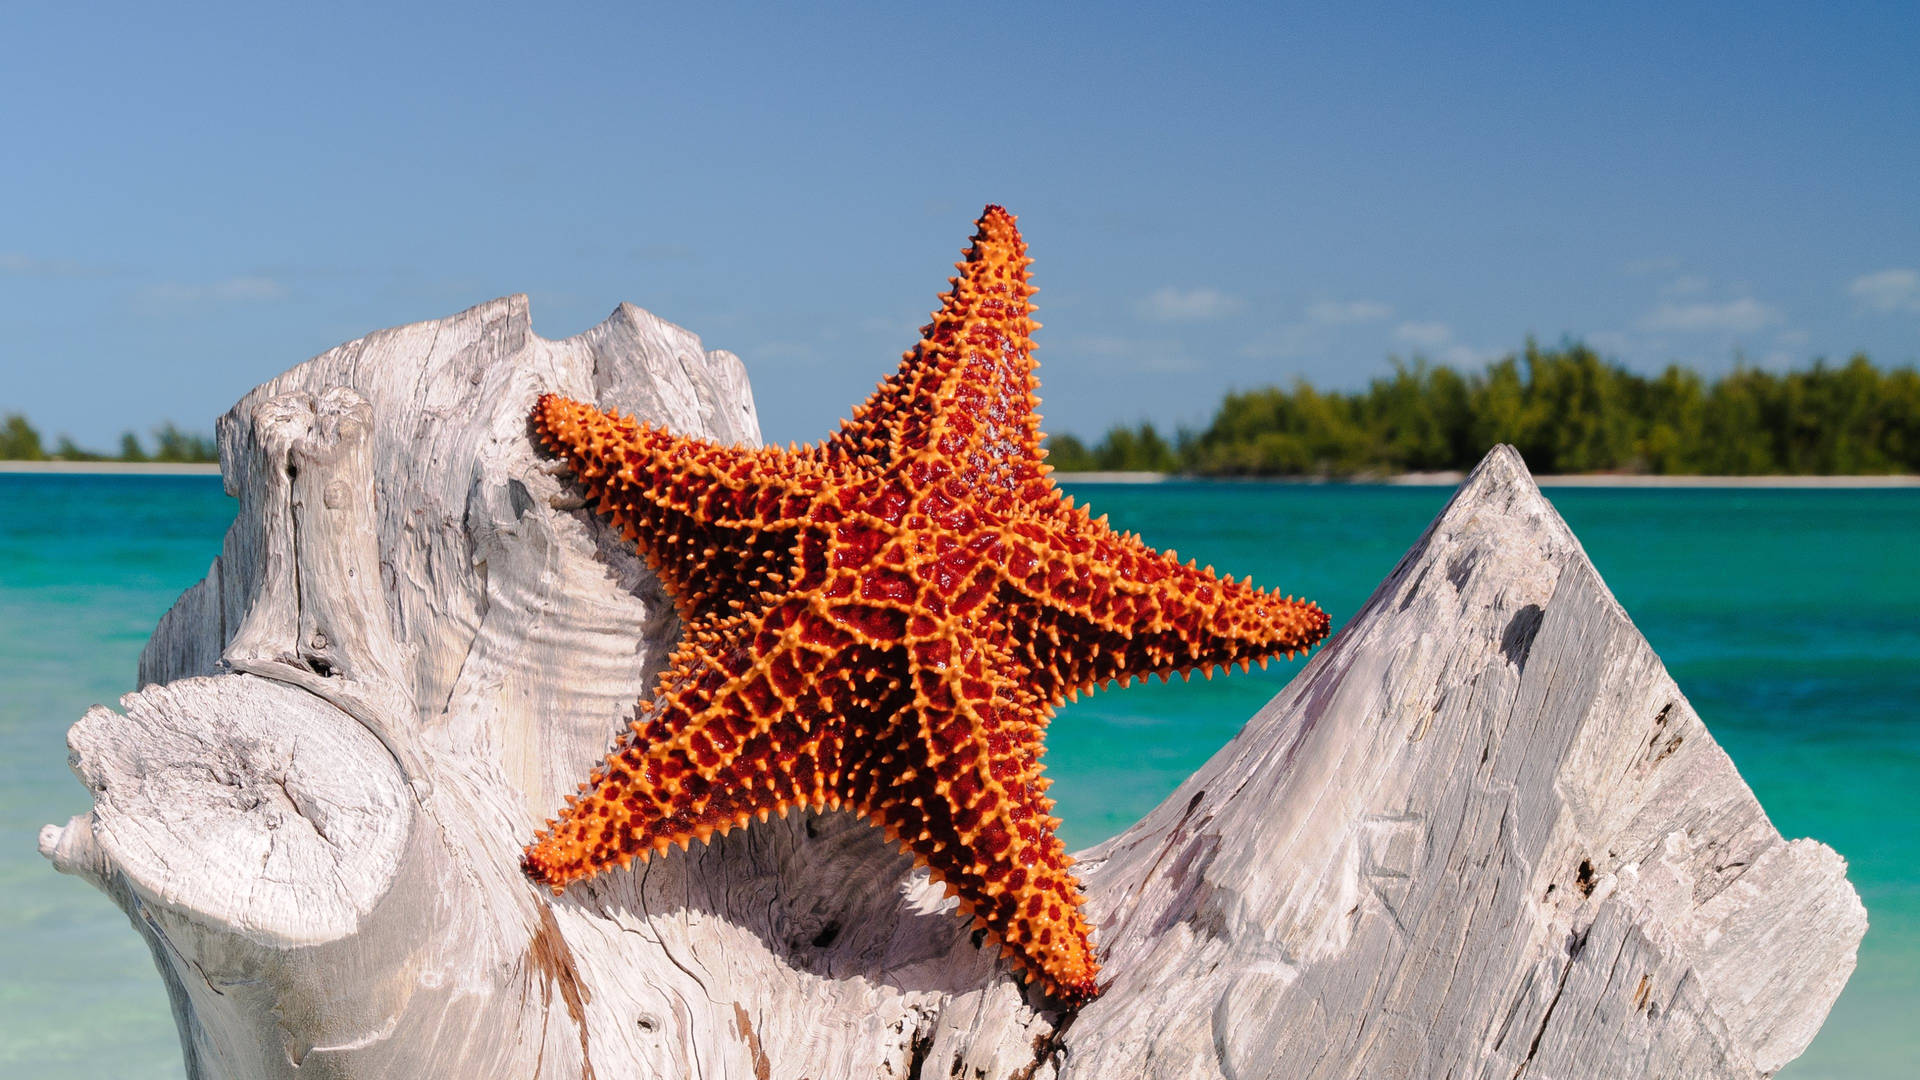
[1, 474, 1913, 1078]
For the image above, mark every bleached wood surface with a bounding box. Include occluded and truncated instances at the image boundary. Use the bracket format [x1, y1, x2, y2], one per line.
[41, 297, 1863, 1079]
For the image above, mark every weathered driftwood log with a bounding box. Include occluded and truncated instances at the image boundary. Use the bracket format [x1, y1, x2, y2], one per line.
[41, 297, 1864, 1079]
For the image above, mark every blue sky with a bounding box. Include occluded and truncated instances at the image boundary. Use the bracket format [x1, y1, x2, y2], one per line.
[4, 2, 1916, 449]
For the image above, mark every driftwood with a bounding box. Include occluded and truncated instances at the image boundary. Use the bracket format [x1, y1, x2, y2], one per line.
[40, 296, 1865, 1079]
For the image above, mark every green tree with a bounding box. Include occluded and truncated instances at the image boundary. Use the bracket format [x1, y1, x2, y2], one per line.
[1468, 355, 1527, 453]
[152, 422, 218, 463]
[1043, 433, 1095, 472]
[1046, 347, 1918, 478]
[1697, 367, 1778, 474]
[1632, 365, 1705, 474]
[53, 436, 109, 462]
[0, 413, 47, 460]
[1093, 422, 1178, 472]
[1362, 359, 1475, 471]
[1878, 367, 1920, 471]
[1508, 341, 1636, 473]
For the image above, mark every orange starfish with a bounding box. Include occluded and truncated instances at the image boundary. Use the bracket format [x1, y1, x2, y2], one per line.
[522, 206, 1331, 1004]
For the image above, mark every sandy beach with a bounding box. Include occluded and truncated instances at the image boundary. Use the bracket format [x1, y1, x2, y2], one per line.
[1059, 469, 1920, 488]
[4, 460, 1918, 488]
[0, 461, 222, 476]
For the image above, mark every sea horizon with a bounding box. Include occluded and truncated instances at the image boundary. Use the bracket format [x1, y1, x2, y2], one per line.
[5, 457, 1919, 488]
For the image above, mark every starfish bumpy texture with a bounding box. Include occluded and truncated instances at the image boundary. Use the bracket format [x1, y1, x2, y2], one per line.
[521, 206, 1332, 1003]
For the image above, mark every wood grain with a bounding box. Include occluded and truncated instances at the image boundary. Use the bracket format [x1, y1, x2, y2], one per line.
[41, 297, 1863, 1079]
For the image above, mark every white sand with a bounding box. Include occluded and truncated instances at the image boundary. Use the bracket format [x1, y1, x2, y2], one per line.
[1058, 470, 1920, 488]
[5, 460, 1917, 487]
[0, 461, 222, 476]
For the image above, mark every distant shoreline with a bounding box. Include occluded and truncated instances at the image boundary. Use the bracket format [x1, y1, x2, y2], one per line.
[1057, 470, 1920, 488]
[4, 460, 1917, 487]
[0, 460, 221, 476]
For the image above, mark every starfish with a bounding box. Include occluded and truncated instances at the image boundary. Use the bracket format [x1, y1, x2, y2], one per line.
[522, 206, 1332, 1004]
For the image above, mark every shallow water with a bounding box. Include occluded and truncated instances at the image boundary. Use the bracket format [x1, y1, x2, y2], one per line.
[1, 474, 1912, 1077]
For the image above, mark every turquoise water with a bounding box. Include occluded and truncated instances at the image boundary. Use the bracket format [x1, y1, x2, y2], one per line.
[2, 475, 1913, 1077]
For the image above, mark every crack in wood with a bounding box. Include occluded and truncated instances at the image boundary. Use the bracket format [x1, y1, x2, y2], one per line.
[43, 300, 1862, 1079]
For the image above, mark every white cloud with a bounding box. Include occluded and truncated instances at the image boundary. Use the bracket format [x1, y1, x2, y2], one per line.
[1138, 287, 1240, 322]
[219, 276, 287, 300]
[1438, 344, 1499, 368]
[1849, 268, 1920, 313]
[1660, 275, 1710, 297]
[140, 275, 289, 304]
[0, 252, 107, 277]
[1306, 298, 1393, 325]
[1394, 321, 1454, 348]
[1638, 297, 1779, 333]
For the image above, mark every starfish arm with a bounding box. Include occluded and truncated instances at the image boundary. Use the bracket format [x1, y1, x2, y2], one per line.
[845, 625, 1100, 1004]
[522, 601, 859, 890]
[812, 207, 1056, 515]
[534, 393, 816, 620]
[522, 206, 1339, 1006]
[1002, 508, 1332, 702]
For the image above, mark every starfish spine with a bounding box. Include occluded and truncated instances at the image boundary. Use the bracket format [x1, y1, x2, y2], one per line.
[521, 206, 1332, 1005]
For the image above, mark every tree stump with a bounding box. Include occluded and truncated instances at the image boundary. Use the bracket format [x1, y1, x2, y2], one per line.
[41, 297, 1864, 1078]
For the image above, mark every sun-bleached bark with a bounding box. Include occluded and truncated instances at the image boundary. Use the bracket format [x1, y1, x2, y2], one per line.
[42, 298, 1863, 1079]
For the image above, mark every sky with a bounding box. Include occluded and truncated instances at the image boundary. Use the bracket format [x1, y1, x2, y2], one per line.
[3, 2, 1917, 450]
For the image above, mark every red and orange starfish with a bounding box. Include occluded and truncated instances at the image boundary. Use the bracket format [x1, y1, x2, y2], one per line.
[522, 206, 1331, 1003]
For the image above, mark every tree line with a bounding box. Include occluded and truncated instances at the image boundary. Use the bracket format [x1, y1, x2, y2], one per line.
[1045, 343, 1920, 476]
[8, 344, 1918, 474]
[0, 413, 218, 463]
